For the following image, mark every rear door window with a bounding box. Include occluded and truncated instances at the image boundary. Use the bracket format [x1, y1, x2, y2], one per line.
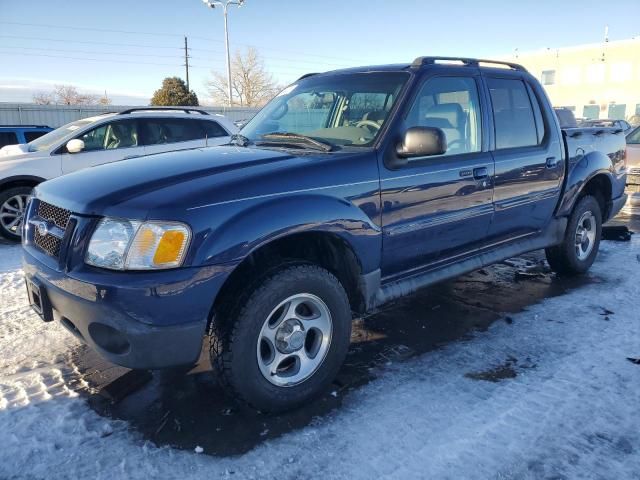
[143, 118, 204, 145]
[0, 132, 19, 148]
[487, 78, 539, 149]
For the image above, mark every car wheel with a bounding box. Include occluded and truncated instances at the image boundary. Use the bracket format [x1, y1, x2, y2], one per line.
[545, 195, 602, 275]
[210, 264, 352, 412]
[0, 186, 33, 242]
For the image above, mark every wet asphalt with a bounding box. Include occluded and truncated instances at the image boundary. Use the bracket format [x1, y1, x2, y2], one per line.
[57, 213, 639, 456]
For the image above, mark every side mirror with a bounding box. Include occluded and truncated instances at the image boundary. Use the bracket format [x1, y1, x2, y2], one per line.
[66, 139, 85, 154]
[396, 127, 447, 158]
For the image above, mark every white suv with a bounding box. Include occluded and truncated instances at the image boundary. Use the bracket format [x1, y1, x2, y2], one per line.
[0, 108, 238, 241]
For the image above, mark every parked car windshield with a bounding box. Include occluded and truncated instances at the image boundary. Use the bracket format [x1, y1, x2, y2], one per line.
[241, 71, 409, 148]
[28, 118, 99, 152]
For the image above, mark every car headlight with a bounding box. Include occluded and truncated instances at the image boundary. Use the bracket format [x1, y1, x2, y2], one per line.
[85, 218, 191, 270]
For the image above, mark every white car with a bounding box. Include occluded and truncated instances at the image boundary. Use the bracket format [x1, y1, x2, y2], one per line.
[0, 107, 238, 241]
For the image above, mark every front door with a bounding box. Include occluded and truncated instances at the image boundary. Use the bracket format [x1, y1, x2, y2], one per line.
[61, 119, 143, 174]
[380, 74, 494, 278]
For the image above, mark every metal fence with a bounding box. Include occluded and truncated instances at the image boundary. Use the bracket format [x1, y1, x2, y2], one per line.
[0, 103, 260, 128]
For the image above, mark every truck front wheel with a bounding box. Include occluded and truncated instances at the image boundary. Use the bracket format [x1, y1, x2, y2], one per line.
[210, 264, 352, 412]
[545, 195, 602, 275]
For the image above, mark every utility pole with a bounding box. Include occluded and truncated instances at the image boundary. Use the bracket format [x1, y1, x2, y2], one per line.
[184, 36, 190, 91]
[202, 0, 245, 107]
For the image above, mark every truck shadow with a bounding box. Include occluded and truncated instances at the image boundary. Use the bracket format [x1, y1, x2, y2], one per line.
[63, 248, 601, 457]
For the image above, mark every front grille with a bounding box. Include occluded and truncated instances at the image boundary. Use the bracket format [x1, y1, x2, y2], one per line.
[38, 201, 71, 230]
[627, 174, 640, 185]
[30, 200, 73, 259]
[629, 167, 640, 175]
[34, 229, 62, 257]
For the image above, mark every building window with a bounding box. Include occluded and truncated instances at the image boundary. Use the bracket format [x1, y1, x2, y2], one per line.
[583, 105, 599, 120]
[541, 70, 556, 85]
[608, 104, 626, 121]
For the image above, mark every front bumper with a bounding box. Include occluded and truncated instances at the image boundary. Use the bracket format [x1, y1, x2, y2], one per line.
[23, 248, 230, 369]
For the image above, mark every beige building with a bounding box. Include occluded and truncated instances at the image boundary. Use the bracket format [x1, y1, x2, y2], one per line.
[506, 37, 640, 121]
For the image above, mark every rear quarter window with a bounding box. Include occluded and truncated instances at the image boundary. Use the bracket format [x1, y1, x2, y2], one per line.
[24, 131, 48, 143]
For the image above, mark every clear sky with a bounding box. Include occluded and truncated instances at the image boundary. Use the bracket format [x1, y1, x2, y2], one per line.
[1, 0, 639, 105]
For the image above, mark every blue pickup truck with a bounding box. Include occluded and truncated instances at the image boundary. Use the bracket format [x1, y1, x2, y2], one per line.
[22, 57, 627, 412]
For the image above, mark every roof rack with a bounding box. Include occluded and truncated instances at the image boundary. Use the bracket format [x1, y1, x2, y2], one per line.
[297, 72, 319, 81]
[411, 56, 527, 72]
[117, 107, 210, 115]
[0, 125, 50, 128]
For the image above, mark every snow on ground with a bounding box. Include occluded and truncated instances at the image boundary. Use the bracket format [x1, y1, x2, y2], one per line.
[1, 239, 639, 480]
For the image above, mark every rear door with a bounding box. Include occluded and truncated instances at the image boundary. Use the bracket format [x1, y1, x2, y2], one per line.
[60, 119, 143, 174]
[380, 72, 495, 277]
[483, 75, 563, 240]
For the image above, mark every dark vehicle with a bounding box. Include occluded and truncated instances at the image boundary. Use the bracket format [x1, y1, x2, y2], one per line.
[581, 118, 633, 134]
[625, 126, 640, 210]
[553, 107, 577, 128]
[22, 57, 627, 412]
[0, 125, 52, 149]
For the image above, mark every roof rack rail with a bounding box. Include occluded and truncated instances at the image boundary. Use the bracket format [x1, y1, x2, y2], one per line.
[117, 107, 210, 115]
[0, 124, 50, 128]
[297, 72, 319, 81]
[411, 56, 527, 72]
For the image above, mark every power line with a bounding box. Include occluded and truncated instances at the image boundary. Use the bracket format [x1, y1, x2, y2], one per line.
[0, 50, 183, 67]
[0, 21, 183, 38]
[5, 45, 184, 59]
[0, 34, 182, 50]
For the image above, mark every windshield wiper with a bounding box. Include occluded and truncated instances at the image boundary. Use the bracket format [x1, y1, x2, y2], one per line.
[230, 133, 252, 147]
[257, 132, 334, 152]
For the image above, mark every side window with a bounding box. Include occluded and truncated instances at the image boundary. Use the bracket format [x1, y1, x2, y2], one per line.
[144, 119, 203, 144]
[406, 76, 482, 156]
[200, 120, 228, 138]
[0, 132, 19, 148]
[78, 124, 108, 151]
[24, 131, 48, 143]
[487, 78, 539, 149]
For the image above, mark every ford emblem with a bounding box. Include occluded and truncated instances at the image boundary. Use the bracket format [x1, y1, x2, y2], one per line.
[36, 221, 49, 236]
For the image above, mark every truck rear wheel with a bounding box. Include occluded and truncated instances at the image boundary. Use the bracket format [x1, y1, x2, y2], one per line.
[545, 195, 602, 275]
[210, 264, 352, 412]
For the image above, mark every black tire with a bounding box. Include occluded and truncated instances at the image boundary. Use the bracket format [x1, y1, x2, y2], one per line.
[210, 264, 352, 412]
[0, 186, 33, 242]
[545, 195, 602, 275]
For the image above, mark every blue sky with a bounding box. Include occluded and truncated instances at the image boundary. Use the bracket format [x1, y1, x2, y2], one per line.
[1, 0, 639, 105]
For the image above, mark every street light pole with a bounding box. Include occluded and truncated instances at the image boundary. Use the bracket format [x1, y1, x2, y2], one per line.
[202, 0, 245, 108]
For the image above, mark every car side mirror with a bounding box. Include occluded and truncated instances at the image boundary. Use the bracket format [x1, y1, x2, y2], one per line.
[66, 139, 85, 154]
[396, 127, 447, 158]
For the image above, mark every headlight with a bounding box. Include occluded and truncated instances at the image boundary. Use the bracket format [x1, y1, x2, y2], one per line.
[86, 218, 191, 270]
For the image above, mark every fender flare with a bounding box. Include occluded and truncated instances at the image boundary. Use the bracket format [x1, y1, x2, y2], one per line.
[193, 193, 382, 274]
[0, 175, 46, 191]
[556, 150, 614, 217]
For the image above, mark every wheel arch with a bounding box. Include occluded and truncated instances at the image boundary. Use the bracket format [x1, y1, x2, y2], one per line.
[0, 175, 45, 192]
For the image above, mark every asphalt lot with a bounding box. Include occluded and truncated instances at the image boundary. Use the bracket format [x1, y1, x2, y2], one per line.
[51, 213, 640, 456]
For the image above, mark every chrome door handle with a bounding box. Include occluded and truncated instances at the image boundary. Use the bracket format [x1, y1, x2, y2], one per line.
[473, 167, 488, 179]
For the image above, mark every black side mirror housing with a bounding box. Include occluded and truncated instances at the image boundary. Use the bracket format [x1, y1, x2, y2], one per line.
[396, 126, 447, 158]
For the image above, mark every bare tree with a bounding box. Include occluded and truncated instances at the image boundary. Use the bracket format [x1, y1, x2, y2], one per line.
[32, 92, 54, 105]
[53, 85, 98, 105]
[207, 47, 280, 107]
[98, 92, 112, 106]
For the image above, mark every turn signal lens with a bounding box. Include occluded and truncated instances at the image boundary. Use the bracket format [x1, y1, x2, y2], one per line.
[125, 222, 191, 270]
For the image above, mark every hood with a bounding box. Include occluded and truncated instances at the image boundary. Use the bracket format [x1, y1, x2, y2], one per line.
[0, 144, 30, 158]
[36, 146, 319, 218]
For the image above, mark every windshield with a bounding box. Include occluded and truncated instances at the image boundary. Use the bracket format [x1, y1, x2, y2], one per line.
[28, 118, 98, 152]
[240, 72, 409, 148]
